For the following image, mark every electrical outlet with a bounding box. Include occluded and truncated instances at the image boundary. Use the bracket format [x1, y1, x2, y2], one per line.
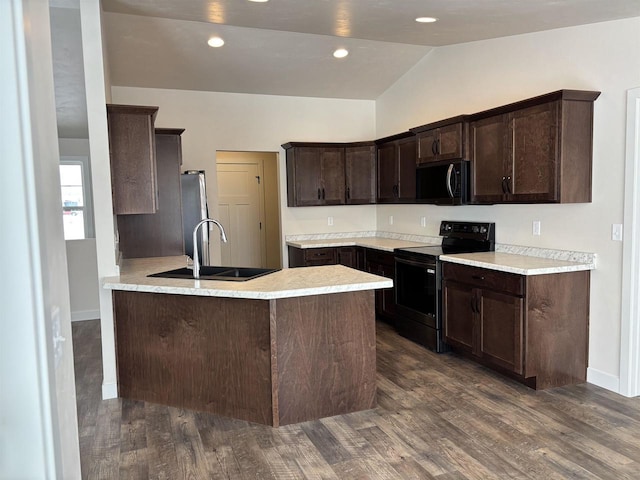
[389, 215, 394, 225]
[612, 223, 623, 241]
[420, 216, 427, 228]
[532, 221, 541, 236]
[327, 216, 333, 226]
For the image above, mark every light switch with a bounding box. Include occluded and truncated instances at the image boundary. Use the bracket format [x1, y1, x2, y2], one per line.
[612, 224, 623, 241]
[389, 215, 394, 225]
[327, 216, 333, 226]
[532, 221, 541, 236]
[421, 216, 427, 228]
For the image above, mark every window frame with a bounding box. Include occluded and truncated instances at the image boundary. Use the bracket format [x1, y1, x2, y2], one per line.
[60, 155, 95, 239]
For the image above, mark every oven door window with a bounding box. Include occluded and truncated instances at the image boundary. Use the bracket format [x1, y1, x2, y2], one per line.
[396, 260, 437, 319]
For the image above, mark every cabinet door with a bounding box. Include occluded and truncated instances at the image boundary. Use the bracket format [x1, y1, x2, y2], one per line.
[365, 250, 396, 321]
[338, 246, 364, 269]
[417, 129, 438, 164]
[320, 148, 345, 205]
[509, 101, 559, 202]
[377, 143, 398, 201]
[107, 105, 158, 214]
[470, 114, 508, 204]
[443, 280, 476, 354]
[292, 147, 323, 206]
[479, 289, 524, 374]
[345, 146, 376, 204]
[437, 123, 464, 161]
[397, 136, 417, 201]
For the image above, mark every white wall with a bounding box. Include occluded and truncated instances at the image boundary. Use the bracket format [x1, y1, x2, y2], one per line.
[375, 18, 640, 390]
[65, 239, 100, 320]
[59, 138, 100, 321]
[80, 0, 120, 400]
[111, 87, 378, 264]
[0, 0, 80, 477]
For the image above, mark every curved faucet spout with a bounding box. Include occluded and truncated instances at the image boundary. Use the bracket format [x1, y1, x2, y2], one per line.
[192, 219, 228, 279]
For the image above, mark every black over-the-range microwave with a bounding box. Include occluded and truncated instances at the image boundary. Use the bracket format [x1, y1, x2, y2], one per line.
[416, 160, 470, 205]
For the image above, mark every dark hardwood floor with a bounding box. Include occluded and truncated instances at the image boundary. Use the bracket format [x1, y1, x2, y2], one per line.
[73, 319, 640, 479]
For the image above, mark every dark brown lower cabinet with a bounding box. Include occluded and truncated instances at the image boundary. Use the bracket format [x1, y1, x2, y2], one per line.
[288, 245, 394, 322]
[443, 262, 589, 389]
[288, 245, 364, 270]
[288, 246, 337, 267]
[337, 246, 364, 269]
[364, 249, 396, 323]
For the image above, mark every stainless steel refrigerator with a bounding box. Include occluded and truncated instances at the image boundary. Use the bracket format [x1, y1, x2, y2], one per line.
[181, 170, 210, 265]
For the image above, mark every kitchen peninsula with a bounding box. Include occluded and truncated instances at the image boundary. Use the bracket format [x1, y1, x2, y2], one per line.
[103, 257, 392, 427]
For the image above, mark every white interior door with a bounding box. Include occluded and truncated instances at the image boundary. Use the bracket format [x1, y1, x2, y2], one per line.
[217, 163, 265, 267]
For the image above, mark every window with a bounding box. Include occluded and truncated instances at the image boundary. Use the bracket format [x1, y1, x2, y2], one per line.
[59, 156, 94, 239]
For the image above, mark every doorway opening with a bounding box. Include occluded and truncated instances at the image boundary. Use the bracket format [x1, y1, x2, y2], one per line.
[216, 151, 282, 269]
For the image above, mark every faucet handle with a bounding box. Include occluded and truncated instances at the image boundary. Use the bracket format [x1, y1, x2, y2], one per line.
[185, 255, 194, 270]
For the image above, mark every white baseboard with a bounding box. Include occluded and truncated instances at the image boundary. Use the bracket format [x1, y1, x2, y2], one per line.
[71, 309, 100, 322]
[102, 381, 118, 400]
[587, 367, 620, 393]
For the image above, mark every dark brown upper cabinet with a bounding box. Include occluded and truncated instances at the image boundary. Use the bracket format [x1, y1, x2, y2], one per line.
[284, 143, 345, 206]
[284, 142, 376, 206]
[411, 116, 467, 165]
[107, 104, 159, 214]
[345, 144, 376, 204]
[117, 128, 185, 259]
[469, 90, 600, 204]
[376, 132, 417, 203]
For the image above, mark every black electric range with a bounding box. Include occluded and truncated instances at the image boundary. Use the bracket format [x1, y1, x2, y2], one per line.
[393, 221, 495, 352]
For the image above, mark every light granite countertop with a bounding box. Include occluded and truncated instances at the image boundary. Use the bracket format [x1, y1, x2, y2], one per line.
[441, 252, 596, 276]
[286, 236, 432, 252]
[103, 256, 392, 300]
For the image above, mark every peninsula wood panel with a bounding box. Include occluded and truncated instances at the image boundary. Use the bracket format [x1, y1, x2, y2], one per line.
[113, 289, 378, 427]
[113, 291, 273, 425]
[273, 291, 376, 426]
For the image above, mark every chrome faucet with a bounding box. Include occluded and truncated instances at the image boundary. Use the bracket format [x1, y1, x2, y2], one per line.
[192, 219, 228, 279]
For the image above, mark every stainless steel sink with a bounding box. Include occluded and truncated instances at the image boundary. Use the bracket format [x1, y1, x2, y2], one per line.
[148, 266, 279, 282]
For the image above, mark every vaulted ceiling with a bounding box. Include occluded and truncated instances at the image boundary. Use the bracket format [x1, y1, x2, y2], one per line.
[50, 0, 640, 137]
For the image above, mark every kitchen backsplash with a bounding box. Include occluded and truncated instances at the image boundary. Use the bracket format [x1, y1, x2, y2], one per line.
[285, 231, 596, 265]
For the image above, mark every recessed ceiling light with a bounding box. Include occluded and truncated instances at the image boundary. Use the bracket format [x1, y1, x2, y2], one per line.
[416, 17, 438, 23]
[333, 48, 349, 59]
[207, 37, 225, 48]
[248, 0, 269, 2]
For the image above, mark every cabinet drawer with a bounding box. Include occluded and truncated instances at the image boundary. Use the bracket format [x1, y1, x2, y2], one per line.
[443, 263, 524, 296]
[303, 248, 337, 265]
